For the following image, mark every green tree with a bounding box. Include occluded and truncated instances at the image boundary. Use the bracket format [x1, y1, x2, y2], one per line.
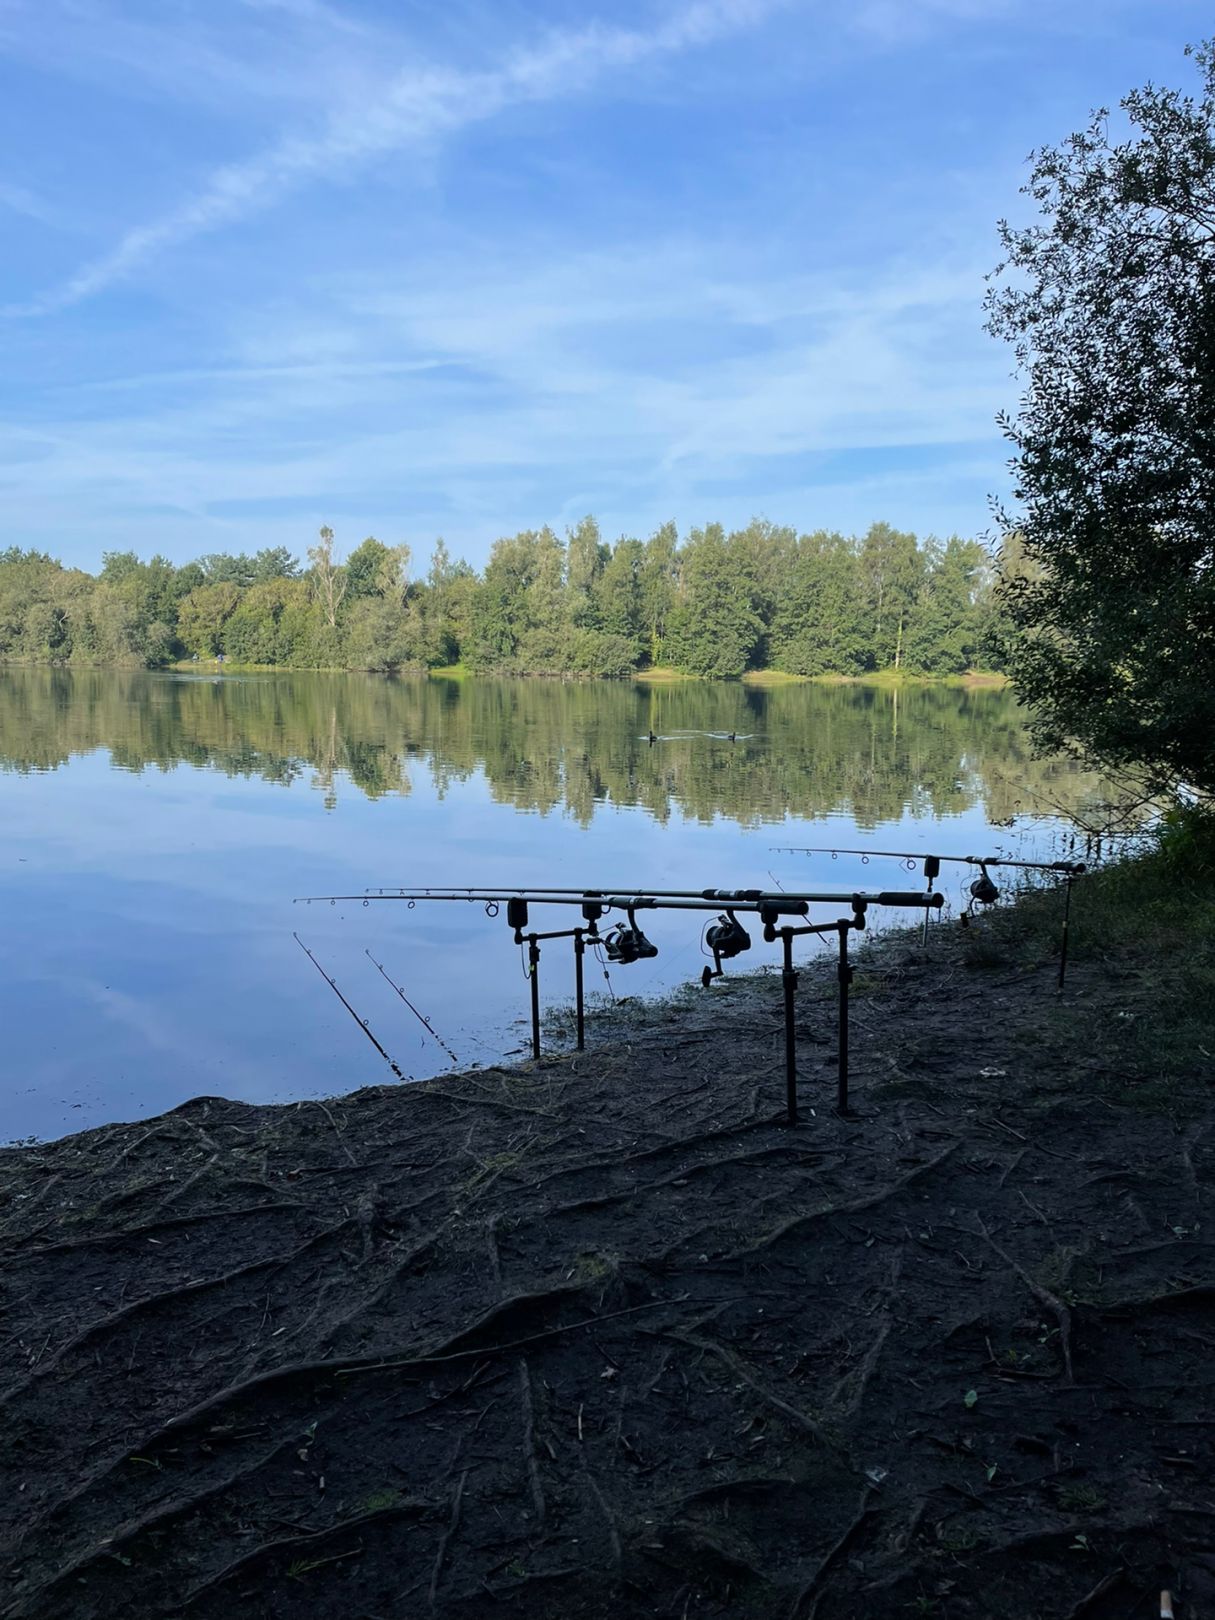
[769, 530, 868, 675]
[467, 531, 537, 670]
[904, 538, 990, 674]
[665, 524, 763, 677]
[566, 515, 606, 628]
[729, 519, 796, 666]
[639, 521, 680, 666]
[177, 582, 241, 657]
[519, 528, 569, 671]
[416, 540, 470, 665]
[343, 596, 414, 670]
[307, 526, 347, 630]
[0, 523, 1014, 679]
[592, 537, 644, 662]
[250, 546, 299, 583]
[224, 578, 318, 665]
[345, 536, 410, 600]
[987, 40, 1215, 791]
[198, 553, 257, 589]
[95, 552, 182, 663]
[858, 522, 923, 670]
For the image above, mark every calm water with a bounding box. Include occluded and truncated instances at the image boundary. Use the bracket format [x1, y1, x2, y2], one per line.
[0, 669, 1101, 1142]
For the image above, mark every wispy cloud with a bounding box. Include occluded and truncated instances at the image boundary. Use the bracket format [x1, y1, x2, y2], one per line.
[7, 0, 788, 318]
[0, 179, 60, 227]
[237, 0, 370, 32]
[0, 235, 1009, 565]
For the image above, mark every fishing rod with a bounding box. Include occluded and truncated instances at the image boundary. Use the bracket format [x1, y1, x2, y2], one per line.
[770, 846, 1086, 875]
[293, 933, 405, 1080]
[365, 948, 459, 1066]
[771, 845, 1086, 983]
[294, 885, 943, 1122]
[301, 885, 943, 912]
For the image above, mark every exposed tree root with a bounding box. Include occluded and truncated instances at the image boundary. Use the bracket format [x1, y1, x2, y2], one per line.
[828, 1318, 891, 1417]
[518, 1356, 547, 1526]
[721, 1140, 960, 1264]
[3, 1431, 307, 1617]
[582, 1461, 623, 1570]
[310, 1225, 450, 1346]
[521, 1105, 775, 1195]
[785, 1488, 874, 1619]
[546, 1145, 833, 1219]
[974, 1213, 1074, 1383]
[1064, 1570, 1127, 1619]
[663, 1332, 843, 1457]
[428, 1468, 468, 1612]
[0, 1200, 306, 1263]
[176, 1499, 435, 1610]
[157, 1151, 220, 1209]
[0, 1219, 359, 1405]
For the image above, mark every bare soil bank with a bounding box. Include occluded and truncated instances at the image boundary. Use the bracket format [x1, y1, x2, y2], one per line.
[1, 902, 1212, 1619]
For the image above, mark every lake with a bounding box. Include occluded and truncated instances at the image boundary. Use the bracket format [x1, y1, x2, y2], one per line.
[0, 668, 1101, 1142]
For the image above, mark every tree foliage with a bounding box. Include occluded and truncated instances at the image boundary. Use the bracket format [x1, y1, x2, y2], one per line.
[987, 41, 1215, 792]
[0, 517, 1000, 679]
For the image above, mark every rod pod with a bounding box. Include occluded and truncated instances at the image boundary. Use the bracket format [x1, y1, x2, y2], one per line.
[512, 900, 606, 1060]
[295, 884, 943, 1083]
[760, 903, 864, 1125]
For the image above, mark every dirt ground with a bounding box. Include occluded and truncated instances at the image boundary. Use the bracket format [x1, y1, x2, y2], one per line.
[1, 904, 1213, 1620]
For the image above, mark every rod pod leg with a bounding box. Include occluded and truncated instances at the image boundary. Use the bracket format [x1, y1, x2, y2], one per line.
[782, 930, 799, 1126]
[921, 856, 941, 949]
[573, 929, 586, 1051]
[528, 937, 542, 1061]
[1057, 877, 1073, 991]
[837, 923, 852, 1116]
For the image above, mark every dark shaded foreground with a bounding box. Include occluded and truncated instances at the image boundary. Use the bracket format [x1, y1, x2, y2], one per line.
[1, 906, 1213, 1619]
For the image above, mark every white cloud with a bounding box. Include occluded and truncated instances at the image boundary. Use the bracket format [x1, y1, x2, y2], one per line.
[0, 179, 60, 227]
[6, 0, 791, 317]
[237, 0, 370, 32]
[0, 234, 1007, 563]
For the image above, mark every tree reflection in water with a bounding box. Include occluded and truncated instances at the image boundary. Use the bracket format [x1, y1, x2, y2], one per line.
[0, 668, 1108, 831]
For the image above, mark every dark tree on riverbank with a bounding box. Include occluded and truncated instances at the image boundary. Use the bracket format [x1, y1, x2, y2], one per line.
[988, 41, 1215, 794]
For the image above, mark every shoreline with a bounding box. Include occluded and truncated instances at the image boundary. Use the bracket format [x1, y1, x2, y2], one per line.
[2, 867, 1212, 1617]
[1, 658, 1009, 689]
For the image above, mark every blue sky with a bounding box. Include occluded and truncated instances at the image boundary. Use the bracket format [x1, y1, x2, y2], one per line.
[0, 0, 1208, 571]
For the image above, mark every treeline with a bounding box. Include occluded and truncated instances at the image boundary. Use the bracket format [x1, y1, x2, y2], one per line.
[0, 519, 1002, 679]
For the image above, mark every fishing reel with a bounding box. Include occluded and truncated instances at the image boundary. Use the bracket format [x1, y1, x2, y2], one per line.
[969, 864, 1001, 907]
[958, 862, 1000, 928]
[601, 907, 658, 965]
[702, 910, 751, 986]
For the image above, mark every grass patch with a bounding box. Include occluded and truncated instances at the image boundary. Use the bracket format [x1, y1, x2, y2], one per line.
[740, 668, 808, 686]
[972, 807, 1215, 1098]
